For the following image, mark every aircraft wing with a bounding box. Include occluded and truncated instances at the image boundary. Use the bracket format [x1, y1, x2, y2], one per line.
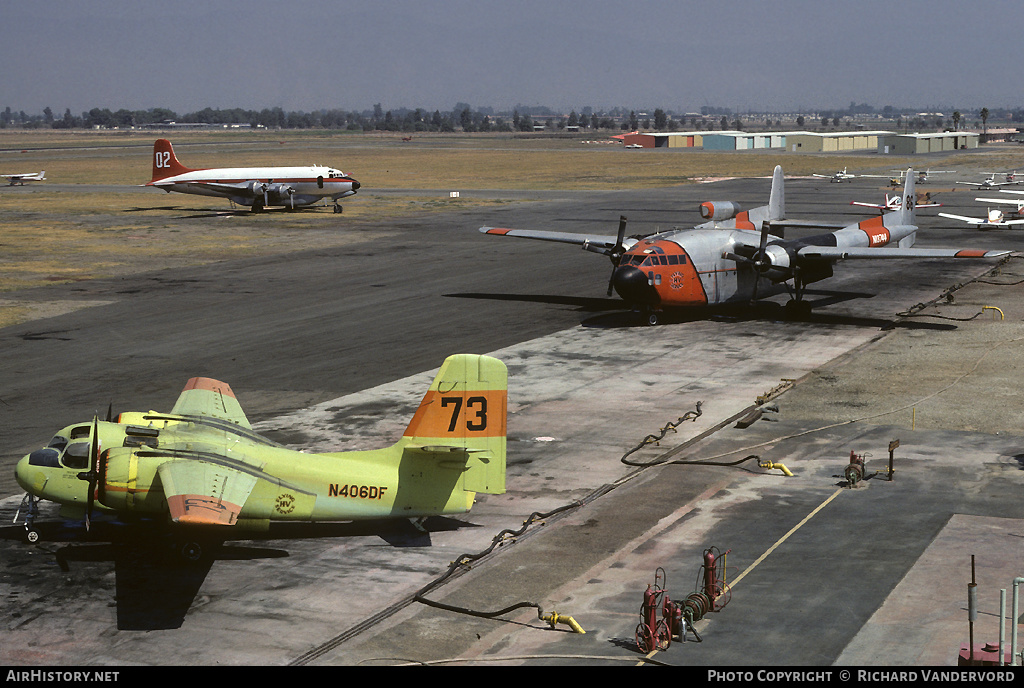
[798, 246, 1011, 260]
[151, 179, 268, 197]
[938, 213, 991, 225]
[479, 226, 638, 254]
[170, 377, 252, 429]
[850, 201, 888, 209]
[156, 459, 259, 526]
[975, 197, 1024, 206]
[770, 219, 847, 230]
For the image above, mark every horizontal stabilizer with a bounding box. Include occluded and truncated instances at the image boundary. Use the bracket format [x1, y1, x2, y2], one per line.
[799, 246, 1011, 260]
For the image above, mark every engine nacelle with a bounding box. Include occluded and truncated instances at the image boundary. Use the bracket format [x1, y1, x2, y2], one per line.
[699, 201, 743, 221]
[758, 244, 793, 281]
[266, 183, 296, 204]
[98, 448, 161, 513]
[248, 180, 268, 196]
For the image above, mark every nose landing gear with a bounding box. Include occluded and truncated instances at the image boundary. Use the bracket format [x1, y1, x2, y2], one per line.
[14, 493, 41, 543]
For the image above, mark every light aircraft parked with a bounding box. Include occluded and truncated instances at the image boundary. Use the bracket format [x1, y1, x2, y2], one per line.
[813, 168, 858, 182]
[885, 169, 954, 185]
[956, 172, 1023, 190]
[146, 139, 359, 213]
[850, 193, 942, 213]
[480, 168, 1009, 324]
[2, 170, 45, 185]
[14, 354, 507, 554]
[971, 196, 1024, 216]
[938, 207, 1024, 229]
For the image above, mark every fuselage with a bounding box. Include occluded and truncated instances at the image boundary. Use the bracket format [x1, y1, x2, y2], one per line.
[148, 165, 359, 207]
[15, 413, 473, 526]
[611, 214, 917, 309]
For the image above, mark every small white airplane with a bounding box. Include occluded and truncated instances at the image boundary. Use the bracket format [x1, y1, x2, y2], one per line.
[813, 167, 857, 183]
[956, 172, 1023, 190]
[851, 193, 942, 213]
[939, 208, 1024, 229]
[880, 169, 955, 185]
[146, 140, 360, 213]
[2, 170, 45, 186]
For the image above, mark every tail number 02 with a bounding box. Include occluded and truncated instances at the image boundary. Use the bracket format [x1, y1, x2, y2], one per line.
[441, 396, 487, 432]
[155, 151, 172, 168]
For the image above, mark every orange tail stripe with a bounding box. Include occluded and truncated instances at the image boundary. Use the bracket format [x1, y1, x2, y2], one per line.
[404, 390, 507, 438]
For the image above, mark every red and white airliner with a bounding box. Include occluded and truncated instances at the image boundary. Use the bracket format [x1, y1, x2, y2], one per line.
[146, 139, 359, 213]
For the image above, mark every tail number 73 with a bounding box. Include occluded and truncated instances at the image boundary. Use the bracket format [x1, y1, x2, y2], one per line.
[441, 396, 487, 432]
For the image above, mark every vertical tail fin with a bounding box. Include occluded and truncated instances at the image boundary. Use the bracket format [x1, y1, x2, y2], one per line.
[900, 167, 917, 226]
[403, 354, 507, 494]
[768, 164, 785, 222]
[151, 139, 192, 182]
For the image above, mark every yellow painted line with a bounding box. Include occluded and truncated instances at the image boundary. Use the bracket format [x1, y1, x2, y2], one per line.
[728, 487, 844, 590]
[637, 487, 844, 666]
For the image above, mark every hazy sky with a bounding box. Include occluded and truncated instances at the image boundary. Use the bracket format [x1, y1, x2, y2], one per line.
[3, 0, 1022, 116]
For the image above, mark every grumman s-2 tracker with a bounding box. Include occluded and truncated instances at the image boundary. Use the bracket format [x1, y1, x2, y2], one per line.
[480, 167, 1010, 325]
[146, 139, 360, 213]
[14, 355, 507, 558]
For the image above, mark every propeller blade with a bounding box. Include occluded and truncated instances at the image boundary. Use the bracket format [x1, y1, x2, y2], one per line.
[85, 416, 99, 533]
[750, 222, 772, 303]
[607, 215, 628, 296]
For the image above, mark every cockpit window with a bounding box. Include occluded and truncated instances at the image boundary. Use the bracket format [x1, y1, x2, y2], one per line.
[47, 434, 68, 453]
[61, 442, 90, 470]
[69, 425, 91, 440]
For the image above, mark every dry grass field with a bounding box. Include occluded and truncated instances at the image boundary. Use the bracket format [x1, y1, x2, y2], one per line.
[2, 128, 1023, 327]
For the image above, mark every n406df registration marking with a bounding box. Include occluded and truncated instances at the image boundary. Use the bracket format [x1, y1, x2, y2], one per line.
[329, 484, 389, 500]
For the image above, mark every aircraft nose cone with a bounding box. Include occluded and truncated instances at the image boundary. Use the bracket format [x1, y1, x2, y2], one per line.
[15, 454, 34, 493]
[612, 265, 659, 305]
[351, 180, 360, 191]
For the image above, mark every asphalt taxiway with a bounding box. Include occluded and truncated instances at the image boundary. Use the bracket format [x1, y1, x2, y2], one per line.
[2, 166, 1023, 667]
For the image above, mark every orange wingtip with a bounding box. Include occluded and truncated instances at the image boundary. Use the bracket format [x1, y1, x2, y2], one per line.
[167, 494, 241, 526]
[181, 377, 237, 398]
[484, 228, 514, 235]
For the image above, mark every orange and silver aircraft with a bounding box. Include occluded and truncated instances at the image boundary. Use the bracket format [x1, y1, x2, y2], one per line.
[14, 354, 507, 556]
[2, 170, 45, 185]
[480, 167, 1010, 324]
[146, 139, 359, 213]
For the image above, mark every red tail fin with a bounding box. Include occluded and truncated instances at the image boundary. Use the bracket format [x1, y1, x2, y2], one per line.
[151, 139, 192, 181]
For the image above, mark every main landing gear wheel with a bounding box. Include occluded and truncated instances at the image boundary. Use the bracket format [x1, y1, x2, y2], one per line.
[333, 203, 343, 214]
[645, 311, 661, 326]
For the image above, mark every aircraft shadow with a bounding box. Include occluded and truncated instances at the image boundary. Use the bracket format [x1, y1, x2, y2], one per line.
[124, 205, 326, 218]
[445, 290, 956, 331]
[444, 292, 628, 314]
[0, 515, 471, 631]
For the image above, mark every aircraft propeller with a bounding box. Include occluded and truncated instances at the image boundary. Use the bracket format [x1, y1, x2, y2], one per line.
[721, 221, 786, 304]
[76, 416, 101, 533]
[606, 215, 628, 296]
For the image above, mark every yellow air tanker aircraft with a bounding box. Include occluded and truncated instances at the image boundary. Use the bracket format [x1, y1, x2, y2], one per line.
[14, 354, 507, 555]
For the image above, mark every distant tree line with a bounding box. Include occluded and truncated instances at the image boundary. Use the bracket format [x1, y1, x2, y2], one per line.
[1, 103, 1021, 132]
